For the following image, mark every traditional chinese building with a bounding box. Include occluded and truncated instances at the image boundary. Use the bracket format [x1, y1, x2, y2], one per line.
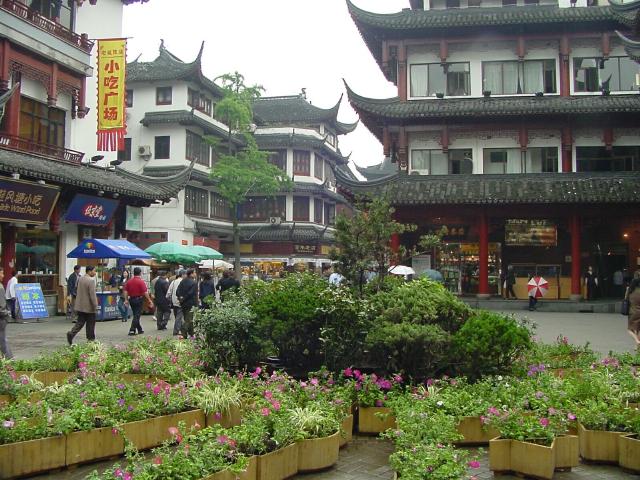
[122, 42, 356, 275]
[340, 0, 640, 300]
[0, 0, 189, 314]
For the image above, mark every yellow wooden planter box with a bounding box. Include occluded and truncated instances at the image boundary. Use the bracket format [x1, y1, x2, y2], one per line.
[231, 455, 258, 480]
[0, 435, 66, 480]
[297, 431, 340, 472]
[0, 394, 11, 405]
[206, 404, 243, 429]
[65, 426, 125, 466]
[15, 371, 48, 384]
[554, 434, 579, 470]
[619, 434, 640, 473]
[358, 407, 396, 434]
[257, 443, 299, 480]
[455, 416, 499, 445]
[122, 409, 205, 451]
[489, 437, 556, 480]
[578, 423, 625, 463]
[340, 414, 353, 448]
[201, 470, 232, 480]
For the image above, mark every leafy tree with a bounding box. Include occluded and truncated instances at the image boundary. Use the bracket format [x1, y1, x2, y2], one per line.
[210, 72, 293, 277]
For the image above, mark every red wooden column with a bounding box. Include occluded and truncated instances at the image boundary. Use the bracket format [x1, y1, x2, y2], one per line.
[390, 233, 400, 253]
[397, 43, 407, 102]
[478, 211, 490, 298]
[562, 127, 573, 173]
[570, 214, 582, 300]
[1, 224, 16, 287]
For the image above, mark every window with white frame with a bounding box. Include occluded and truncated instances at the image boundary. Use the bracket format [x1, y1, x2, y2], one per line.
[573, 56, 637, 92]
[314, 154, 324, 180]
[483, 60, 556, 94]
[410, 62, 470, 97]
[483, 147, 558, 174]
[410, 149, 454, 175]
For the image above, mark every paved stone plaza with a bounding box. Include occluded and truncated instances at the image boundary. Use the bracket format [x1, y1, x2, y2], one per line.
[6, 310, 638, 479]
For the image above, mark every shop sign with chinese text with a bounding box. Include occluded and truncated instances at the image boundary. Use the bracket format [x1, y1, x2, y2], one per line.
[15, 284, 49, 319]
[294, 244, 317, 254]
[505, 219, 557, 246]
[0, 178, 59, 224]
[64, 194, 119, 226]
[97, 38, 127, 151]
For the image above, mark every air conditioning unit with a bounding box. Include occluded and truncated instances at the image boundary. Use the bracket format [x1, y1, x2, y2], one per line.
[138, 145, 152, 158]
[269, 216, 282, 226]
[410, 169, 429, 175]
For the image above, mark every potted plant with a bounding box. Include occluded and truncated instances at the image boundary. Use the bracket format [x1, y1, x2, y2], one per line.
[287, 403, 340, 472]
[352, 372, 401, 434]
[619, 413, 640, 473]
[576, 400, 634, 463]
[189, 377, 243, 429]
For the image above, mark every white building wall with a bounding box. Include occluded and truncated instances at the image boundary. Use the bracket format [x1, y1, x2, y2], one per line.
[71, 0, 124, 163]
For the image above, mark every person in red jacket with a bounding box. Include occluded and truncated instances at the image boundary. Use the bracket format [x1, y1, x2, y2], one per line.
[123, 267, 154, 336]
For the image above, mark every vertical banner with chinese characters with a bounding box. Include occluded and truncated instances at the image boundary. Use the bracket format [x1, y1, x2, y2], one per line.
[97, 38, 127, 151]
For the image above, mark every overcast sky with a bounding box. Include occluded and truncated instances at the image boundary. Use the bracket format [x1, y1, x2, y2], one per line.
[122, 0, 408, 171]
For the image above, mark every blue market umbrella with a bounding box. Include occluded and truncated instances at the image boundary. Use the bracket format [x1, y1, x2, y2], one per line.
[421, 269, 444, 282]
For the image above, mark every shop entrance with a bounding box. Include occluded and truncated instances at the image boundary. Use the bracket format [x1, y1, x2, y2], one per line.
[437, 243, 501, 295]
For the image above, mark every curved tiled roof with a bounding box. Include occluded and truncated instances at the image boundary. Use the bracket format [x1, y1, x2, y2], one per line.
[346, 1, 622, 78]
[0, 150, 192, 203]
[253, 95, 358, 135]
[335, 171, 640, 205]
[254, 132, 350, 164]
[615, 30, 640, 61]
[345, 82, 640, 140]
[127, 41, 225, 98]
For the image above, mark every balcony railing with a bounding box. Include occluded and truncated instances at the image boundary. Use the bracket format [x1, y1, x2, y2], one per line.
[0, 133, 85, 165]
[0, 0, 94, 54]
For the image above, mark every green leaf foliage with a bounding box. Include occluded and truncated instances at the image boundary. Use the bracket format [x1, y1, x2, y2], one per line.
[452, 310, 533, 380]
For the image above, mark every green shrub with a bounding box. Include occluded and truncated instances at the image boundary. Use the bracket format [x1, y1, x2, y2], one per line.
[452, 310, 532, 380]
[369, 278, 471, 333]
[365, 322, 451, 380]
[194, 297, 262, 371]
[242, 273, 327, 370]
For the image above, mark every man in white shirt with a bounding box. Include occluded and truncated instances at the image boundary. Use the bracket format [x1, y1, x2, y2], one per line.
[166, 270, 185, 335]
[5, 271, 18, 321]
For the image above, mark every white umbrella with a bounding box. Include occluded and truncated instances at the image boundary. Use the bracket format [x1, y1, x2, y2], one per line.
[199, 259, 233, 270]
[388, 265, 416, 276]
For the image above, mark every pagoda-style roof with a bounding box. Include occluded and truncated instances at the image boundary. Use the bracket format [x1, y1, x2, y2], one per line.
[615, 30, 640, 61]
[347, 1, 620, 78]
[609, 0, 640, 30]
[254, 132, 351, 164]
[0, 149, 192, 204]
[253, 95, 358, 135]
[140, 110, 244, 145]
[345, 83, 640, 140]
[194, 221, 335, 243]
[335, 171, 640, 206]
[128, 41, 225, 98]
[355, 156, 398, 181]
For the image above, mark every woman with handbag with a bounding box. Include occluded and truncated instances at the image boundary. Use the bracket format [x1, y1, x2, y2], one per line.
[625, 272, 640, 346]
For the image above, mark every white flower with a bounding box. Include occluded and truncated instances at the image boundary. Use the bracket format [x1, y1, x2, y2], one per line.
[436, 400, 444, 406]
[497, 375, 503, 381]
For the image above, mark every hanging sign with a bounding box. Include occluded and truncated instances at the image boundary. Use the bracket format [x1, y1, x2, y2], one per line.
[125, 206, 143, 231]
[15, 284, 49, 319]
[65, 194, 119, 226]
[0, 178, 59, 224]
[97, 38, 127, 151]
[505, 219, 557, 246]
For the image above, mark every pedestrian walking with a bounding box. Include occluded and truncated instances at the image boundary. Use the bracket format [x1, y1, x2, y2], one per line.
[123, 267, 153, 336]
[66, 265, 98, 345]
[199, 271, 215, 308]
[166, 270, 185, 335]
[625, 272, 640, 347]
[216, 270, 240, 301]
[0, 268, 13, 358]
[5, 270, 18, 321]
[584, 266, 598, 301]
[153, 271, 171, 330]
[176, 268, 197, 337]
[66, 265, 81, 323]
[505, 265, 517, 299]
[116, 269, 131, 322]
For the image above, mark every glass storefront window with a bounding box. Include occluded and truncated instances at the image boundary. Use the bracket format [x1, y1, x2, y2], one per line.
[15, 229, 58, 275]
[576, 146, 640, 172]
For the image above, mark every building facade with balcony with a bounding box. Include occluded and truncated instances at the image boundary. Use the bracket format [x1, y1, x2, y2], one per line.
[0, 0, 188, 314]
[122, 42, 356, 274]
[340, 0, 640, 300]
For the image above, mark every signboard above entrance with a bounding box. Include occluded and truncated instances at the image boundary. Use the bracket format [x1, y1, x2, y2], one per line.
[505, 219, 557, 247]
[0, 178, 59, 224]
[64, 194, 119, 226]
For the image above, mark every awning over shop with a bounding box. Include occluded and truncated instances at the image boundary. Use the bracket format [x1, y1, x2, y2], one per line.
[67, 239, 151, 259]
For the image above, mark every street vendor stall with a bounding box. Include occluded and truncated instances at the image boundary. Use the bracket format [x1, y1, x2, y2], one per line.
[67, 239, 151, 321]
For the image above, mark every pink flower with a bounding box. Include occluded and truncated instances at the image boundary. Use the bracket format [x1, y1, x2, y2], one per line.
[251, 367, 262, 379]
[310, 378, 319, 386]
[487, 406, 500, 416]
[264, 390, 273, 399]
[152, 456, 162, 465]
[261, 407, 271, 416]
[539, 417, 550, 427]
[375, 399, 384, 407]
[114, 469, 123, 478]
[535, 391, 544, 399]
[3, 420, 14, 428]
[271, 400, 281, 411]
[168, 426, 179, 436]
[567, 413, 576, 421]
[343, 367, 353, 377]
[217, 435, 229, 444]
[111, 427, 119, 435]
[214, 412, 222, 420]
[468, 460, 481, 469]
[123, 473, 133, 480]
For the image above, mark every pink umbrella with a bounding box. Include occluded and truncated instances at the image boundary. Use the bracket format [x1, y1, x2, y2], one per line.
[527, 276, 549, 298]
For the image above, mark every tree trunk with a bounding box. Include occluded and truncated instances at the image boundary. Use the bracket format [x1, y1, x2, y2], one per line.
[233, 209, 241, 281]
